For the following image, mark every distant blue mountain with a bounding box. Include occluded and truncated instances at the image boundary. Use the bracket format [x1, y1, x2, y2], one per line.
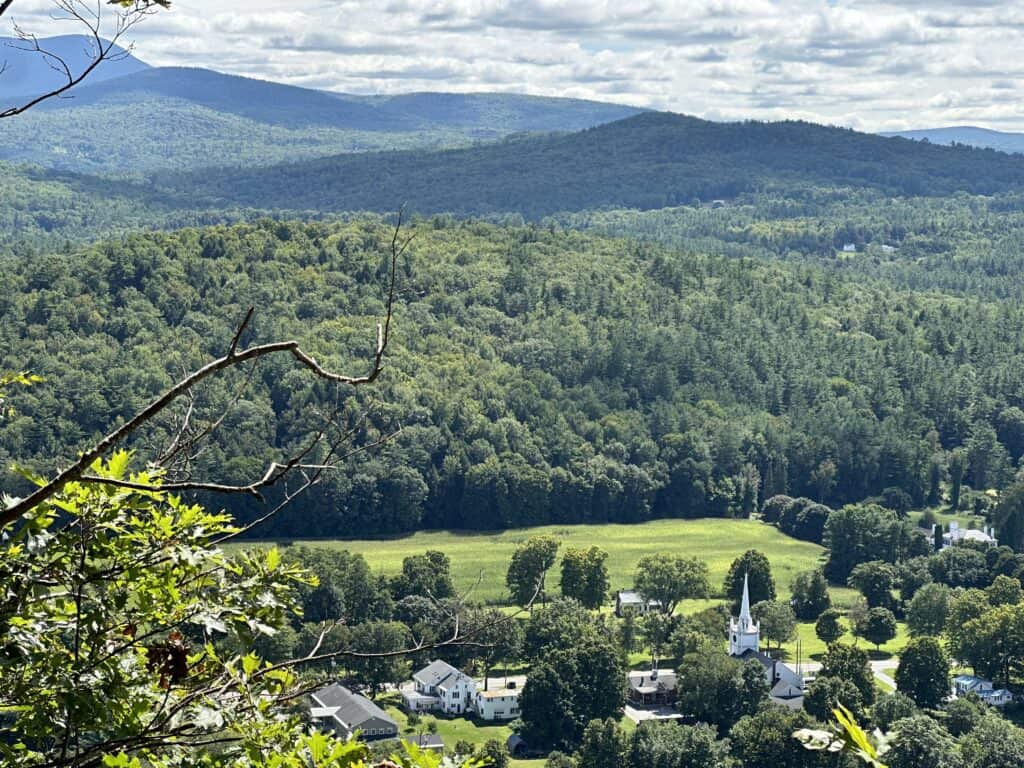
[30, 64, 645, 133]
[0, 34, 149, 107]
[0, 44, 646, 173]
[881, 126, 1024, 155]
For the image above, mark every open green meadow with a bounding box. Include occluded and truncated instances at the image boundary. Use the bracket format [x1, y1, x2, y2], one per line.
[276, 518, 842, 606]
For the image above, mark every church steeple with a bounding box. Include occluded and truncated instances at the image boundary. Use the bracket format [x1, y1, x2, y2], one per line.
[729, 571, 760, 657]
[739, 572, 752, 628]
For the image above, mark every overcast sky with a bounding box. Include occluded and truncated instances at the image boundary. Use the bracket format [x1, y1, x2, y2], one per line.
[8, 0, 1024, 132]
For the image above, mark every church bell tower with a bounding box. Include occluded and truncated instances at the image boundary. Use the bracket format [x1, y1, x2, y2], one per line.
[729, 572, 760, 656]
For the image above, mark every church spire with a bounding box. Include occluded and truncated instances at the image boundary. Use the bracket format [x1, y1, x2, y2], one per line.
[729, 571, 760, 657]
[739, 572, 752, 628]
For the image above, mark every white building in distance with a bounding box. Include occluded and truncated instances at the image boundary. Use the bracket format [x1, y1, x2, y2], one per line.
[939, 521, 997, 549]
[728, 574, 804, 701]
[401, 660, 523, 721]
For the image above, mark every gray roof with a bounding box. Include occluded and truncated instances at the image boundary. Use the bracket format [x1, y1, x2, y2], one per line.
[311, 683, 397, 731]
[736, 649, 775, 670]
[413, 659, 467, 688]
[627, 669, 678, 691]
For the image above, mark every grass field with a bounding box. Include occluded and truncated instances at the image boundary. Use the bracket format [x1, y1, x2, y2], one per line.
[776, 616, 910, 662]
[276, 518, 839, 606]
[379, 695, 542, 767]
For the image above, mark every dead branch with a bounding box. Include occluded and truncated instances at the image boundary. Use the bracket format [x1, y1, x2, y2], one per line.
[0, 1, 169, 119]
[0, 212, 405, 529]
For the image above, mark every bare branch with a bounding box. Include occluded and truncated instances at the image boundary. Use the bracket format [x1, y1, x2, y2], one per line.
[228, 306, 254, 356]
[0, 215, 403, 528]
[0, 1, 168, 118]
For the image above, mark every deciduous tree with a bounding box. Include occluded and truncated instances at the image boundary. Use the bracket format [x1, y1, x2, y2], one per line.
[507, 534, 561, 607]
[895, 636, 950, 709]
[724, 550, 776, 613]
[634, 553, 709, 615]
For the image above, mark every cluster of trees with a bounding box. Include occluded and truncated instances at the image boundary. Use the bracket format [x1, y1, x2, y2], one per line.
[533, 641, 1024, 768]
[6, 218, 1024, 536]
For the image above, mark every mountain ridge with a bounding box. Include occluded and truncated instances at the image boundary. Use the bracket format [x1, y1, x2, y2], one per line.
[881, 126, 1024, 155]
[159, 110, 1024, 218]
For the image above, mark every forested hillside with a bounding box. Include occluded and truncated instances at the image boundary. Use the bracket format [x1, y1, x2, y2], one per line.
[559, 190, 1024, 299]
[160, 112, 1024, 217]
[3, 217, 1023, 537]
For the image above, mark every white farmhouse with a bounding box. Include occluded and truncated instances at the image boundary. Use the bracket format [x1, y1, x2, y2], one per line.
[473, 682, 522, 721]
[402, 660, 477, 715]
[615, 590, 661, 617]
[728, 574, 804, 701]
[939, 521, 997, 549]
[953, 675, 1013, 707]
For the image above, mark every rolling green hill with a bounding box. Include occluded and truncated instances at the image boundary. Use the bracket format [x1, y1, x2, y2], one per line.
[161, 111, 1024, 217]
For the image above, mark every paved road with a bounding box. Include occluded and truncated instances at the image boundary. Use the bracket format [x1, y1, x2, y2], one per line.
[802, 659, 898, 688]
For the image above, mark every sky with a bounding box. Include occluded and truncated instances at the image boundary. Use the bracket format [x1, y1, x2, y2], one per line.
[6, 0, 1024, 132]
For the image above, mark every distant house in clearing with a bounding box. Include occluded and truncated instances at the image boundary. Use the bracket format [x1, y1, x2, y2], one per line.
[879, 244, 898, 254]
[615, 590, 661, 617]
[473, 682, 522, 721]
[953, 675, 1013, 707]
[310, 683, 398, 741]
[627, 668, 678, 707]
[403, 660, 476, 715]
[728, 574, 804, 701]
[841, 243, 857, 253]
[938, 521, 998, 549]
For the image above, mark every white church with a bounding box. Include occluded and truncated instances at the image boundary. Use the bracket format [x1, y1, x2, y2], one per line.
[728, 574, 804, 702]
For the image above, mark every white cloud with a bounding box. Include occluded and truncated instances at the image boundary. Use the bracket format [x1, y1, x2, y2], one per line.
[2, 0, 1022, 130]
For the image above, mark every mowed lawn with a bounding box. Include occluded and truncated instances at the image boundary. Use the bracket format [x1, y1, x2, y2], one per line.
[274, 518, 836, 606]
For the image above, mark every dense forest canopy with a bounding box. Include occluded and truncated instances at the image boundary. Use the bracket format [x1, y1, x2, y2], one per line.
[3, 217, 1023, 537]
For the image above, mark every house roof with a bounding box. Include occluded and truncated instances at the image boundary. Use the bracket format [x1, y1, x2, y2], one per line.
[311, 683, 396, 731]
[478, 686, 521, 699]
[735, 648, 775, 670]
[627, 669, 678, 690]
[413, 659, 468, 689]
[954, 674, 983, 684]
[617, 590, 661, 606]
